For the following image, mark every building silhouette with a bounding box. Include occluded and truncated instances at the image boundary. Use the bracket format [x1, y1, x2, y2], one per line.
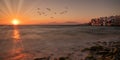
[90, 15, 120, 26]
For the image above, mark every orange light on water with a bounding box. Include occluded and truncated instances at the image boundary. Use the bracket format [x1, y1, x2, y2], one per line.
[12, 19, 20, 25]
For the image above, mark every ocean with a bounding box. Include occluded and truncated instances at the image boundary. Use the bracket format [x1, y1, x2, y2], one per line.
[0, 25, 120, 60]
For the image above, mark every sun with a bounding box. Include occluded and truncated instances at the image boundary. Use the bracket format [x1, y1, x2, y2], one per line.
[12, 19, 20, 25]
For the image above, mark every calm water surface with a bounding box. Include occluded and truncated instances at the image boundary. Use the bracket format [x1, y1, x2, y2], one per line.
[0, 26, 120, 60]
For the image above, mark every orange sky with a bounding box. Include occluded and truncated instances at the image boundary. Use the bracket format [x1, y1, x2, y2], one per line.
[0, 0, 120, 25]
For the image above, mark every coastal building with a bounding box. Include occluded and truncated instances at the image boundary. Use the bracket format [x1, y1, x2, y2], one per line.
[90, 15, 120, 26]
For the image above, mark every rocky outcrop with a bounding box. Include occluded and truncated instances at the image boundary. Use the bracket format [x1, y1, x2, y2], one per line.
[81, 41, 120, 60]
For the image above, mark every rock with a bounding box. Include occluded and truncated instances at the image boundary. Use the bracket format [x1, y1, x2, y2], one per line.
[59, 57, 69, 60]
[34, 56, 50, 60]
[59, 57, 66, 60]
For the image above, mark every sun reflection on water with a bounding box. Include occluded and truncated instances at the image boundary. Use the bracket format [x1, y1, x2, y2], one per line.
[13, 28, 20, 43]
[8, 26, 31, 60]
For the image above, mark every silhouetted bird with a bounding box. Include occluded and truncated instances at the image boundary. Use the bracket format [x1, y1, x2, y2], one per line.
[54, 12, 57, 14]
[65, 7, 69, 9]
[37, 8, 40, 10]
[50, 17, 54, 18]
[46, 8, 51, 11]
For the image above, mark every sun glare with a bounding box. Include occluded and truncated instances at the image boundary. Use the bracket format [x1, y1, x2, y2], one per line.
[12, 19, 20, 25]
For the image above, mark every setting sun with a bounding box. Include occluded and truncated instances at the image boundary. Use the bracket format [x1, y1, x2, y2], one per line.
[12, 19, 20, 25]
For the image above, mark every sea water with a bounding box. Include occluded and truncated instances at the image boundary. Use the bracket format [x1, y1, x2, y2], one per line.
[0, 25, 120, 60]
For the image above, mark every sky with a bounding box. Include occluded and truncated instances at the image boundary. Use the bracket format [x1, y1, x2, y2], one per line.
[0, 0, 120, 25]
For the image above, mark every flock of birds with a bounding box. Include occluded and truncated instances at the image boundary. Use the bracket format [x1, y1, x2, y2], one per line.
[35, 7, 69, 19]
[0, 7, 69, 19]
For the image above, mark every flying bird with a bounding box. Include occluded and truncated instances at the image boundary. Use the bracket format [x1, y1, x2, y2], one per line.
[37, 11, 41, 15]
[65, 7, 69, 9]
[46, 8, 51, 11]
[37, 8, 40, 10]
[50, 17, 54, 18]
[60, 10, 68, 14]
[54, 12, 57, 14]
[42, 12, 45, 14]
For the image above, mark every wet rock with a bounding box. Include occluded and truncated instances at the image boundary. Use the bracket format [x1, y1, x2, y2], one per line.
[34, 56, 50, 60]
[59, 57, 69, 60]
[54, 58, 57, 60]
[59, 57, 66, 60]
[82, 41, 120, 60]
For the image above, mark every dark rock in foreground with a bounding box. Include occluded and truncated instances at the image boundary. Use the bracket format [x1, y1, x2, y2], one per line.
[34, 41, 120, 60]
[34, 56, 50, 60]
[82, 41, 120, 60]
